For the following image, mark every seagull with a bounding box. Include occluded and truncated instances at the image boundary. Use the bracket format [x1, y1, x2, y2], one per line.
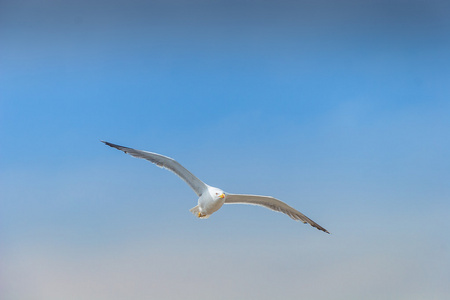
[102, 141, 329, 233]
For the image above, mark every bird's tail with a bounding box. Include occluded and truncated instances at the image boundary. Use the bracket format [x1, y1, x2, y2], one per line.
[189, 205, 210, 219]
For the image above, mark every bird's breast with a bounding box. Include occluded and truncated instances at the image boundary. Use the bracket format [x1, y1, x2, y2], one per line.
[198, 194, 225, 215]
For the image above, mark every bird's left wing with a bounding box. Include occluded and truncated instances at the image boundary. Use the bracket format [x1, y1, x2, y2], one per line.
[225, 194, 329, 233]
[102, 141, 208, 197]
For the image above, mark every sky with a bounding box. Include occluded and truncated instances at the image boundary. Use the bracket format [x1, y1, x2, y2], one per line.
[1, 0, 450, 299]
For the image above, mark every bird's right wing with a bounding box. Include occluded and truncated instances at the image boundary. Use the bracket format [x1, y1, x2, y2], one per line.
[225, 194, 329, 233]
[102, 141, 208, 197]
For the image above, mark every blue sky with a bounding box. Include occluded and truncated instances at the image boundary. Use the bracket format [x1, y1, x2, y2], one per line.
[1, 1, 450, 299]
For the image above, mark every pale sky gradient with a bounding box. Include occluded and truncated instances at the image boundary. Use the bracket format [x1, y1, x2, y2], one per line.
[1, 1, 450, 299]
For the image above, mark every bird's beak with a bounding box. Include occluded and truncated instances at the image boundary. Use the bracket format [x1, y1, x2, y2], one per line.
[219, 193, 225, 199]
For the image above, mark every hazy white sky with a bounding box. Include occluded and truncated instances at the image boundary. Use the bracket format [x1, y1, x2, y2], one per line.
[1, 1, 450, 299]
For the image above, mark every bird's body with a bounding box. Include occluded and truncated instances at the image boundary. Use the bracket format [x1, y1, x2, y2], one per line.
[191, 186, 226, 219]
[102, 141, 329, 234]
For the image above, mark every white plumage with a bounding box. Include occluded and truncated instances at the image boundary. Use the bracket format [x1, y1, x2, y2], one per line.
[102, 141, 329, 234]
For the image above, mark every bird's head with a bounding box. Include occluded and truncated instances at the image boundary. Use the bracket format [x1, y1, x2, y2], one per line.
[210, 187, 226, 200]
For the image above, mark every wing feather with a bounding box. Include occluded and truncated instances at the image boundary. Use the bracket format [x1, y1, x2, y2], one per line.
[102, 141, 208, 196]
[225, 194, 329, 233]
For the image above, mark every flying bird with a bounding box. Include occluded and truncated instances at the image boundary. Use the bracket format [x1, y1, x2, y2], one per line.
[102, 141, 329, 233]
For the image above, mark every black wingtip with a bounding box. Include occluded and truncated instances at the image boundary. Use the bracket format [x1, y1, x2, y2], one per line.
[311, 223, 330, 234]
[101, 141, 132, 154]
[318, 226, 331, 234]
[101, 140, 118, 148]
